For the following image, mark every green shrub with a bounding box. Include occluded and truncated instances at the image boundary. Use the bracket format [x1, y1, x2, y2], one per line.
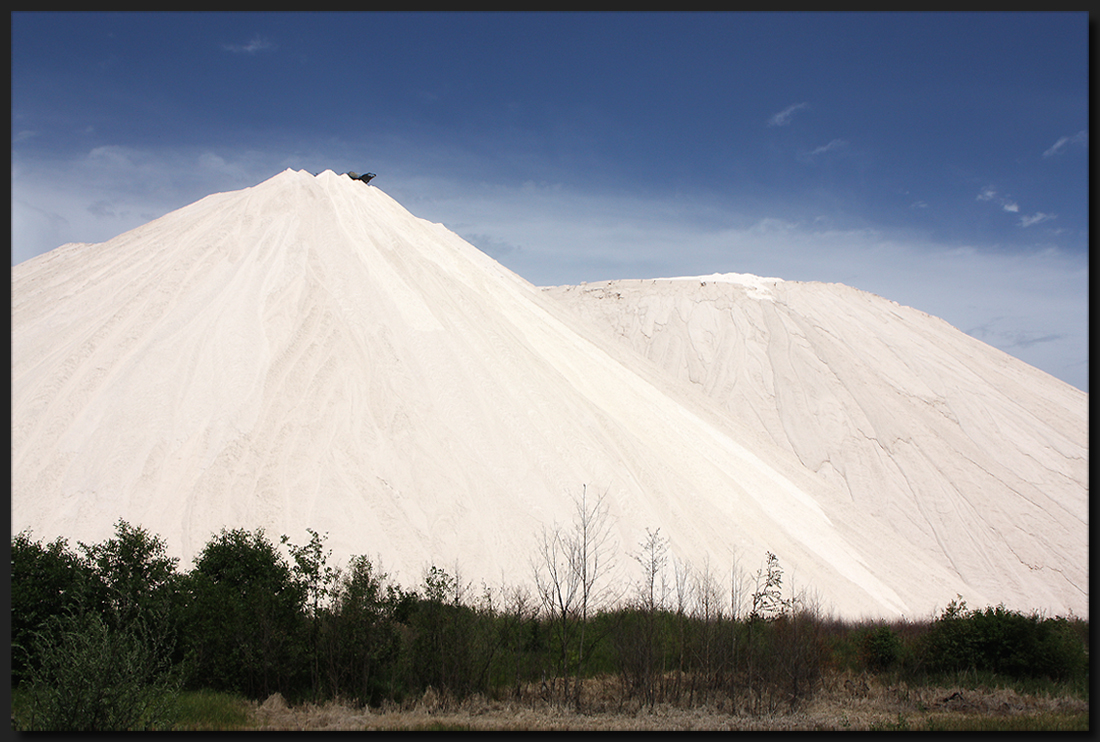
[178, 527, 307, 700]
[79, 519, 181, 630]
[860, 624, 902, 672]
[10, 532, 94, 686]
[16, 610, 180, 731]
[919, 600, 1089, 683]
[316, 555, 407, 706]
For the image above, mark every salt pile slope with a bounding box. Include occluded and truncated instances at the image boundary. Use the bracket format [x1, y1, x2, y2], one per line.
[544, 276, 1089, 618]
[10, 169, 1082, 619]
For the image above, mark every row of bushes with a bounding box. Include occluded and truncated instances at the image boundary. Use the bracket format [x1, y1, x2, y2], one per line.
[10, 520, 1089, 730]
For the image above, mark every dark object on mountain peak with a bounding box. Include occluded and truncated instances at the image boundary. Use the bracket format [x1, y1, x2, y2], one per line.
[346, 172, 376, 184]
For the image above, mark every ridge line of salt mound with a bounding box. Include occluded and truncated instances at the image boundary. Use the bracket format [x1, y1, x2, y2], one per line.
[654, 271, 786, 284]
[650, 272, 785, 301]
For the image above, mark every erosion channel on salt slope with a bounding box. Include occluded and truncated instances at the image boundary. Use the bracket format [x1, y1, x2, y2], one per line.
[11, 169, 1088, 621]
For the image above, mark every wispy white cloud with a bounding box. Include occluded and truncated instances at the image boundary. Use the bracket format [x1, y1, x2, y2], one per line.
[808, 138, 848, 157]
[1019, 212, 1056, 228]
[976, 186, 997, 202]
[222, 35, 275, 54]
[1042, 130, 1088, 157]
[767, 102, 808, 127]
[978, 187, 1058, 230]
[977, 186, 1028, 219]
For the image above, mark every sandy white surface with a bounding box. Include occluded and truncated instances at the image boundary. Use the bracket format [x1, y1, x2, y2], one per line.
[544, 277, 1089, 619]
[11, 169, 1088, 619]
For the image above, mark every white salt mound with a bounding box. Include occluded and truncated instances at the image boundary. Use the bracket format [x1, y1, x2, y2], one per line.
[11, 169, 1088, 620]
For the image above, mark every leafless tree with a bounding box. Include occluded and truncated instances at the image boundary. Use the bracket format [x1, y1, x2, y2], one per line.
[629, 527, 671, 707]
[532, 484, 617, 709]
[635, 527, 669, 614]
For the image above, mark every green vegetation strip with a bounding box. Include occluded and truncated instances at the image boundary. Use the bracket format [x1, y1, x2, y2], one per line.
[11, 520, 1089, 731]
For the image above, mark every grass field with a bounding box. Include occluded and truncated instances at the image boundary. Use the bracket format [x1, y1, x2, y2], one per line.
[224, 669, 1088, 732]
[13, 666, 1087, 731]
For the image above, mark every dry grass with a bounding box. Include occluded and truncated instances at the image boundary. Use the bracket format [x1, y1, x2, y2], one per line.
[245, 669, 1089, 731]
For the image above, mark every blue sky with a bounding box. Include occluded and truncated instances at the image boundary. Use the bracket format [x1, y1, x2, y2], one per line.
[11, 12, 1090, 391]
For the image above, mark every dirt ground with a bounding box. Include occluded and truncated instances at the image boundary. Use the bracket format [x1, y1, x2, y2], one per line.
[246, 672, 1089, 731]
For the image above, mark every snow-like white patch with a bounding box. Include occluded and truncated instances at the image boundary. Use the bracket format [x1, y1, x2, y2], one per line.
[656, 272, 784, 301]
